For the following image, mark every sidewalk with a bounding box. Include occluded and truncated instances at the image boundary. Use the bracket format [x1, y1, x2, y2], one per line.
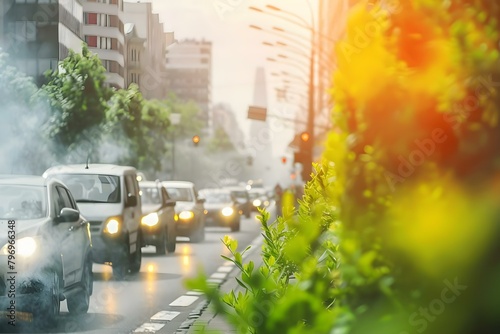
[185, 236, 264, 334]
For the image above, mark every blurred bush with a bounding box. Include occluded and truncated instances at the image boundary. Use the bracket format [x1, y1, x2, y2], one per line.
[187, 1, 500, 333]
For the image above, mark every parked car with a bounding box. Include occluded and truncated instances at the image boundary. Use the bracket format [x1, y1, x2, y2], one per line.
[248, 188, 271, 212]
[43, 164, 142, 279]
[162, 181, 205, 242]
[199, 188, 241, 231]
[139, 181, 177, 254]
[224, 186, 251, 218]
[0, 175, 93, 324]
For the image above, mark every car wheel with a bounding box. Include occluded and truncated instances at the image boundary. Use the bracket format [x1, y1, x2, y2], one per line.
[36, 270, 60, 326]
[166, 226, 177, 253]
[112, 244, 129, 280]
[129, 242, 142, 274]
[190, 223, 205, 243]
[156, 228, 167, 255]
[67, 260, 92, 314]
[231, 220, 240, 232]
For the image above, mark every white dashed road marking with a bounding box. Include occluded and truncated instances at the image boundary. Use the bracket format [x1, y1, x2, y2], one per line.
[169, 295, 199, 307]
[217, 265, 234, 273]
[150, 310, 180, 322]
[210, 272, 227, 279]
[186, 290, 204, 296]
[133, 322, 165, 333]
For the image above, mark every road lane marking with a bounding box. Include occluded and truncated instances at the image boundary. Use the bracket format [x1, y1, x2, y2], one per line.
[133, 322, 165, 333]
[169, 295, 199, 307]
[210, 272, 227, 279]
[150, 310, 180, 322]
[186, 290, 204, 296]
[217, 265, 234, 273]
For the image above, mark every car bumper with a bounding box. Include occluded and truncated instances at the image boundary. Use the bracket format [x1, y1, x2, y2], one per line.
[205, 213, 238, 227]
[141, 225, 162, 245]
[90, 232, 127, 264]
[175, 218, 198, 236]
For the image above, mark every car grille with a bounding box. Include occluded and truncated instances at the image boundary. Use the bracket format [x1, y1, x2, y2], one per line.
[89, 221, 102, 232]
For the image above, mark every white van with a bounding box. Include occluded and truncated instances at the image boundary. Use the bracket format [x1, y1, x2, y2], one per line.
[43, 164, 142, 279]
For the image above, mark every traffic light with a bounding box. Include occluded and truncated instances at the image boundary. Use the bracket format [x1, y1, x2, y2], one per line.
[293, 131, 312, 180]
[281, 156, 287, 164]
[192, 135, 200, 146]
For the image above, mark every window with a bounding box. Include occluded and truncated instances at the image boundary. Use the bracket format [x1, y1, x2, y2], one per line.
[85, 13, 97, 25]
[85, 35, 97, 47]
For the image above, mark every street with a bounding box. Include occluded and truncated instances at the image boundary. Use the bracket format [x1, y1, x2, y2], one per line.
[10, 209, 270, 334]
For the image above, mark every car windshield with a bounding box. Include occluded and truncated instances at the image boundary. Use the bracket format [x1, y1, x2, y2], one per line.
[202, 192, 232, 203]
[54, 174, 121, 203]
[230, 190, 247, 199]
[166, 187, 193, 202]
[0, 185, 47, 220]
[140, 186, 161, 205]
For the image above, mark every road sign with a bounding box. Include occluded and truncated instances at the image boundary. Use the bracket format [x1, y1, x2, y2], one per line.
[247, 106, 267, 121]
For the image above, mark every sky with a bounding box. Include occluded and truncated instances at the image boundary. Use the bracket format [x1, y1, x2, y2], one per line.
[129, 0, 318, 157]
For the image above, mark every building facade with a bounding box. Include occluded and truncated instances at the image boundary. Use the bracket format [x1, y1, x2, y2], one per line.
[81, 0, 125, 89]
[0, 0, 83, 85]
[122, 1, 173, 99]
[165, 39, 212, 128]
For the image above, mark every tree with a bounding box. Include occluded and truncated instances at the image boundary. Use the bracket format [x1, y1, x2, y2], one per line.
[42, 45, 111, 161]
[206, 126, 236, 153]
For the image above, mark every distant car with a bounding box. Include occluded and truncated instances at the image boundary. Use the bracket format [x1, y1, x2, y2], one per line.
[248, 188, 271, 212]
[162, 181, 205, 242]
[199, 188, 241, 231]
[0, 175, 93, 323]
[139, 181, 177, 254]
[43, 164, 143, 279]
[223, 186, 251, 218]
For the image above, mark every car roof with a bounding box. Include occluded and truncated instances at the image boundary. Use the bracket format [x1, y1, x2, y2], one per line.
[0, 175, 48, 186]
[200, 188, 230, 194]
[139, 181, 162, 188]
[44, 164, 137, 177]
[162, 181, 194, 188]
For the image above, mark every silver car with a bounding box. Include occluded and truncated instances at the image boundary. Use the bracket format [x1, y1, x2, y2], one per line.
[0, 175, 93, 325]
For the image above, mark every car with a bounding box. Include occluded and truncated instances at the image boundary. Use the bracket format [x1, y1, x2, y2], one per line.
[139, 181, 177, 254]
[0, 175, 93, 324]
[223, 186, 251, 218]
[43, 164, 142, 279]
[162, 181, 205, 243]
[199, 188, 241, 231]
[248, 188, 271, 212]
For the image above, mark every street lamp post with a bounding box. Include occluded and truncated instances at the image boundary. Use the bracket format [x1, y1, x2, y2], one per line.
[169, 113, 181, 179]
[249, 3, 318, 181]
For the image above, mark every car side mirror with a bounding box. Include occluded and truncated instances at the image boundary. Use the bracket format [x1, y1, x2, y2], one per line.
[165, 199, 176, 207]
[126, 194, 137, 207]
[197, 198, 205, 204]
[57, 208, 80, 223]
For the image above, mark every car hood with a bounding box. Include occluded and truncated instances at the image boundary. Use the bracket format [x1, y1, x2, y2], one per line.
[174, 201, 195, 213]
[0, 218, 48, 246]
[141, 204, 162, 215]
[76, 203, 124, 221]
[204, 202, 232, 210]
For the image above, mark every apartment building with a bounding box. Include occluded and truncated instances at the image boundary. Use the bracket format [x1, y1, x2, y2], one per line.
[122, 1, 173, 99]
[81, 0, 125, 89]
[165, 39, 212, 128]
[0, 0, 84, 85]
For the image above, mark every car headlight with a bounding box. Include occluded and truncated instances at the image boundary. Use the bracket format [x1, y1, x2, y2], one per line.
[142, 212, 159, 227]
[178, 211, 194, 220]
[1, 237, 37, 257]
[104, 217, 121, 235]
[221, 207, 234, 217]
[252, 199, 261, 207]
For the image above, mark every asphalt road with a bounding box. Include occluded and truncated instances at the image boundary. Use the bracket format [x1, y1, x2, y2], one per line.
[4, 208, 269, 334]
